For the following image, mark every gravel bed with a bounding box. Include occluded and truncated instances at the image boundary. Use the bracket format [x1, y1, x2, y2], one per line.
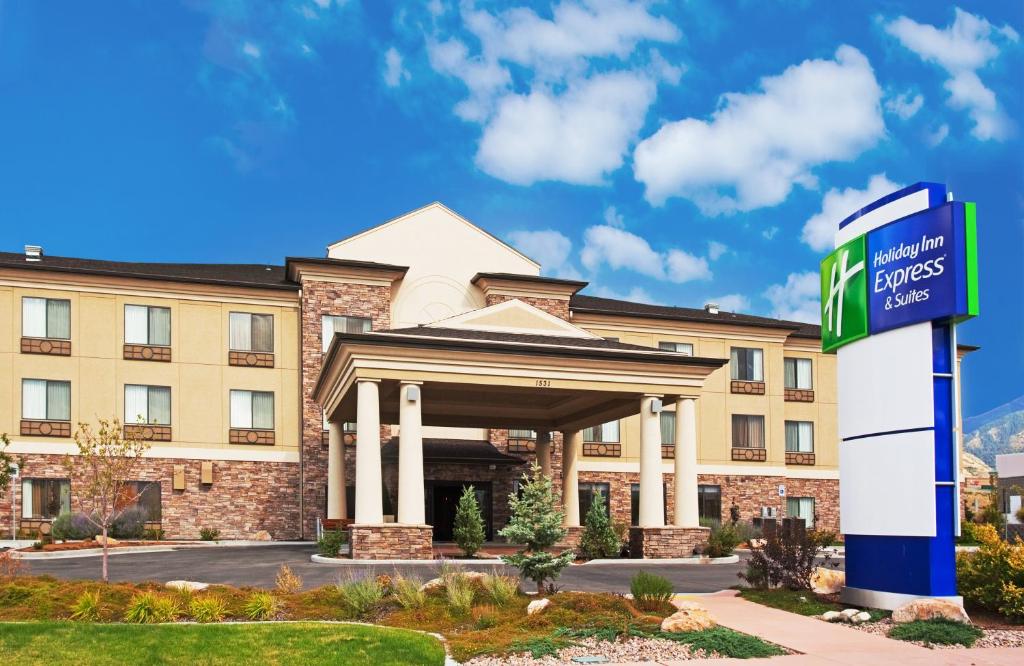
[848, 618, 1024, 649]
[463, 636, 719, 665]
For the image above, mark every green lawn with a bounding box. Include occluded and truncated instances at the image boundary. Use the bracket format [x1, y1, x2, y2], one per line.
[738, 588, 888, 621]
[0, 622, 446, 665]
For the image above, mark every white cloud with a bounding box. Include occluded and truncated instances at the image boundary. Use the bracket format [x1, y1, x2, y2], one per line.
[580, 224, 711, 283]
[383, 47, 411, 88]
[603, 205, 625, 228]
[633, 45, 884, 213]
[801, 173, 901, 252]
[763, 272, 820, 323]
[884, 8, 1018, 141]
[707, 241, 728, 261]
[665, 249, 711, 282]
[589, 285, 662, 305]
[242, 42, 261, 59]
[506, 229, 580, 279]
[885, 90, 924, 119]
[926, 123, 950, 146]
[762, 226, 779, 241]
[707, 294, 750, 313]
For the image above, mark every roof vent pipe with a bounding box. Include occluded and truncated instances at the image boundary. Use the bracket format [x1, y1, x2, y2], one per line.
[24, 245, 42, 262]
[704, 302, 719, 315]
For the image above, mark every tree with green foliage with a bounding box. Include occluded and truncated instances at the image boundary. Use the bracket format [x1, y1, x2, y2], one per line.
[453, 484, 486, 557]
[578, 491, 620, 559]
[499, 464, 574, 593]
[0, 433, 13, 496]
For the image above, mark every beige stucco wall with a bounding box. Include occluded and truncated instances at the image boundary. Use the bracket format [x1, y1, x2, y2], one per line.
[0, 282, 301, 455]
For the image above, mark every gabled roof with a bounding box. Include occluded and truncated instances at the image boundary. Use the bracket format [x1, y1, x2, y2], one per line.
[424, 298, 599, 339]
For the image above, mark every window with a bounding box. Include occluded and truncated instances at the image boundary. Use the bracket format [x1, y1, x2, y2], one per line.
[658, 341, 693, 355]
[630, 483, 667, 525]
[732, 414, 765, 448]
[124, 385, 171, 425]
[321, 315, 371, 352]
[230, 390, 274, 430]
[125, 305, 171, 346]
[22, 379, 71, 421]
[116, 481, 162, 522]
[22, 297, 70, 339]
[21, 478, 70, 519]
[784, 358, 813, 389]
[730, 347, 763, 381]
[785, 421, 814, 453]
[698, 485, 722, 523]
[660, 411, 676, 445]
[583, 420, 619, 442]
[578, 482, 611, 520]
[229, 312, 274, 352]
[508, 428, 536, 439]
[787, 497, 815, 528]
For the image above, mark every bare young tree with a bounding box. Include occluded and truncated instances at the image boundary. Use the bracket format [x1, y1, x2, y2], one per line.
[62, 418, 150, 582]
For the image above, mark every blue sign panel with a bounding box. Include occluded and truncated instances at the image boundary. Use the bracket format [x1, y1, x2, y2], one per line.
[866, 203, 970, 335]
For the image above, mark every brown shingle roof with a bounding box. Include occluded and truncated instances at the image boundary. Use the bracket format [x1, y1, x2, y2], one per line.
[381, 438, 524, 465]
[385, 326, 683, 353]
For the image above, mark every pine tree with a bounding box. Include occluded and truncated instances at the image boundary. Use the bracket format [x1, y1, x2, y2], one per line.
[453, 484, 485, 558]
[578, 491, 621, 559]
[499, 464, 575, 593]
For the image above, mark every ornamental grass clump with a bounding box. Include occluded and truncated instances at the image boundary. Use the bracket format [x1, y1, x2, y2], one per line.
[242, 591, 279, 620]
[630, 571, 674, 612]
[337, 575, 385, 618]
[123, 592, 179, 624]
[188, 596, 227, 623]
[391, 573, 426, 610]
[444, 572, 475, 617]
[69, 590, 103, 622]
[275, 564, 303, 595]
[481, 574, 517, 607]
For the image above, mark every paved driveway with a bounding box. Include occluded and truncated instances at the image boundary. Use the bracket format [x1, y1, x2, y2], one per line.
[22, 544, 757, 593]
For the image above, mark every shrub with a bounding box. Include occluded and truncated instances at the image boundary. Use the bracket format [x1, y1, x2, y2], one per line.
[444, 572, 475, 616]
[111, 505, 148, 539]
[630, 571, 674, 611]
[124, 592, 179, 624]
[275, 564, 302, 595]
[888, 619, 983, 647]
[956, 523, 1024, 620]
[392, 573, 426, 610]
[1017, 505, 1024, 524]
[740, 526, 837, 590]
[453, 485, 486, 558]
[51, 512, 100, 541]
[661, 626, 786, 658]
[199, 527, 220, 541]
[337, 575, 385, 618]
[732, 520, 762, 546]
[705, 521, 741, 558]
[317, 530, 347, 557]
[188, 596, 227, 623]
[482, 574, 517, 607]
[957, 521, 979, 545]
[143, 527, 164, 541]
[578, 491, 620, 560]
[242, 591, 279, 620]
[0, 551, 27, 579]
[69, 590, 102, 622]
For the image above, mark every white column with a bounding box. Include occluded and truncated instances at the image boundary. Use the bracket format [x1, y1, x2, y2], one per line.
[397, 382, 425, 525]
[354, 379, 383, 525]
[561, 429, 581, 527]
[673, 398, 699, 528]
[326, 419, 345, 520]
[639, 395, 665, 527]
[535, 430, 552, 478]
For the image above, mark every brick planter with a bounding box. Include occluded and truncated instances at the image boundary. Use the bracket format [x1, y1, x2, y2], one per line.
[557, 525, 584, 551]
[349, 524, 433, 560]
[628, 526, 710, 558]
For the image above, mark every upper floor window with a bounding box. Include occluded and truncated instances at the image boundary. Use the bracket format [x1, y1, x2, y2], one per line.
[660, 411, 676, 445]
[22, 297, 70, 339]
[784, 358, 813, 390]
[22, 379, 71, 421]
[229, 312, 273, 353]
[21, 478, 70, 519]
[658, 341, 693, 355]
[230, 390, 274, 430]
[730, 347, 763, 382]
[583, 420, 619, 443]
[785, 421, 814, 453]
[508, 428, 536, 439]
[125, 385, 171, 426]
[732, 414, 765, 449]
[322, 315, 372, 352]
[125, 305, 170, 346]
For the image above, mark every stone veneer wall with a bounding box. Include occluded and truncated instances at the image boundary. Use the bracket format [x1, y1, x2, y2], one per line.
[2, 453, 301, 540]
[349, 524, 433, 560]
[483, 294, 570, 320]
[300, 279, 392, 537]
[629, 526, 710, 558]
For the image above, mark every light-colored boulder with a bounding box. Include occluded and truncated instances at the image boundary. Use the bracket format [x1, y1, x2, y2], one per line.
[165, 580, 210, 592]
[810, 567, 845, 595]
[892, 599, 971, 624]
[839, 608, 859, 620]
[93, 535, 119, 546]
[661, 607, 717, 633]
[527, 598, 551, 615]
[252, 530, 272, 542]
[418, 570, 489, 593]
[851, 611, 872, 624]
[821, 610, 842, 622]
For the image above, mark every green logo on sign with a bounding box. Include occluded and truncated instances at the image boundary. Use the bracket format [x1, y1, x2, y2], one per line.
[821, 235, 868, 353]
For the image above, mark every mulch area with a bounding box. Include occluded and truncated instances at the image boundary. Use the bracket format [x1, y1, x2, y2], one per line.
[18, 540, 187, 553]
[431, 544, 518, 558]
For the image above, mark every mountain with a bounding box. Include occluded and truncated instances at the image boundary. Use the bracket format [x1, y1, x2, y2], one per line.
[963, 394, 1024, 467]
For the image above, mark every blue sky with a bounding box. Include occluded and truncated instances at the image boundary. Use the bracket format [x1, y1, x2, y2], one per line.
[0, 1, 1021, 418]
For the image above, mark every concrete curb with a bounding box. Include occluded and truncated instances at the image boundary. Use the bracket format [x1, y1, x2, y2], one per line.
[311, 554, 505, 566]
[577, 554, 740, 565]
[13, 540, 311, 560]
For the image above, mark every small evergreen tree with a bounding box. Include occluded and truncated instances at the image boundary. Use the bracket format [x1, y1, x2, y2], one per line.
[453, 484, 485, 558]
[578, 491, 620, 559]
[499, 464, 574, 593]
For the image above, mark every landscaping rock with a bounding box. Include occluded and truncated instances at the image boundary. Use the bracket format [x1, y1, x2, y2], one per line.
[810, 567, 845, 595]
[418, 570, 489, 593]
[821, 610, 842, 622]
[892, 599, 971, 624]
[851, 611, 872, 624]
[660, 606, 716, 632]
[165, 580, 210, 592]
[94, 535, 119, 546]
[527, 598, 551, 615]
[839, 608, 859, 621]
[252, 530, 272, 541]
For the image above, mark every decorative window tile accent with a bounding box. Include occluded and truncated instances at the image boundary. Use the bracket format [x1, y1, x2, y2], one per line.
[320, 429, 356, 448]
[507, 438, 536, 453]
[21, 338, 71, 356]
[228, 351, 275, 367]
[786, 452, 816, 465]
[785, 388, 815, 402]
[732, 447, 767, 462]
[229, 429, 275, 445]
[731, 380, 765, 395]
[661, 444, 675, 459]
[124, 424, 172, 442]
[20, 420, 71, 437]
[583, 442, 621, 457]
[123, 344, 171, 362]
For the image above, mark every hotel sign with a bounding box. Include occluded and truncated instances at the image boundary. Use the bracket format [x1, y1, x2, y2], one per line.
[821, 201, 978, 353]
